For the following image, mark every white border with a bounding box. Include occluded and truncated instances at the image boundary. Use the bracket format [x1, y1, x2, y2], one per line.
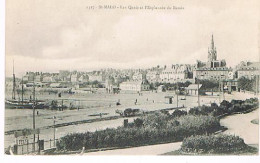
[0, 0, 260, 163]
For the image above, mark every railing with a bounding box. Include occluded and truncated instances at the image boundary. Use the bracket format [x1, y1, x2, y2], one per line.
[13, 138, 58, 155]
[44, 138, 58, 150]
[14, 141, 39, 155]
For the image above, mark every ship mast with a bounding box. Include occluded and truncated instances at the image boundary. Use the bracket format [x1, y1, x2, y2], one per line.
[12, 60, 16, 100]
[32, 75, 36, 150]
[197, 80, 200, 107]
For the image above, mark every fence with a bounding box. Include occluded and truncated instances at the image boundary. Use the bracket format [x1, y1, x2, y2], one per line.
[14, 141, 40, 155]
[44, 138, 58, 150]
[13, 138, 58, 155]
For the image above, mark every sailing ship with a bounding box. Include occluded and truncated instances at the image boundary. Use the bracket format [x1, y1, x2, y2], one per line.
[5, 61, 46, 109]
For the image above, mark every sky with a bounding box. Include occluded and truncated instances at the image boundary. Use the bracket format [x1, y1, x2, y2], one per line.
[5, 0, 260, 77]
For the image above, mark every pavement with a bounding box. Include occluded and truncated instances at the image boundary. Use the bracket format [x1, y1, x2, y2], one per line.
[82, 142, 182, 155]
[220, 108, 259, 145]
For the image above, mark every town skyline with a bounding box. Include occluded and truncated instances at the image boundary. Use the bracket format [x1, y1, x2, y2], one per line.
[6, 38, 260, 78]
[6, 54, 260, 78]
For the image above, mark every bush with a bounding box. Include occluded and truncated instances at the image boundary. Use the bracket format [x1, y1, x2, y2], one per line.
[181, 134, 247, 154]
[56, 98, 258, 151]
[172, 109, 187, 117]
[142, 112, 170, 129]
[56, 115, 221, 151]
[188, 107, 201, 115]
[189, 98, 259, 117]
[134, 118, 144, 128]
[220, 100, 233, 109]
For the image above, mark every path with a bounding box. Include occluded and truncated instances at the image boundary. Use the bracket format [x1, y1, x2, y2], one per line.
[220, 108, 259, 145]
[83, 142, 182, 155]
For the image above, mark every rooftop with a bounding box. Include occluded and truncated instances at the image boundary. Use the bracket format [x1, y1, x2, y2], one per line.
[186, 84, 202, 90]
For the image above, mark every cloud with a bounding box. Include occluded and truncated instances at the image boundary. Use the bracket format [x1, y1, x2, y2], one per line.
[5, 0, 260, 77]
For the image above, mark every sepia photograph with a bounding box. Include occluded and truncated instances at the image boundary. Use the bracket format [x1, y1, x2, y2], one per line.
[1, 0, 260, 160]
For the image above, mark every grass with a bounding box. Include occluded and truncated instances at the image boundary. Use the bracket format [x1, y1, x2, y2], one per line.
[162, 134, 258, 155]
[162, 145, 258, 155]
[251, 119, 259, 125]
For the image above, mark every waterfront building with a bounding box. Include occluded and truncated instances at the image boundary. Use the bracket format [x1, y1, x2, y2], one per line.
[194, 35, 232, 81]
[42, 75, 55, 83]
[59, 70, 70, 81]
[114, 75, 128, 85]
[119, 81, 150, 92]
[26, 72, 36, 82]
[78, 74, 89, 82]
[159, 64, 192, 83]
[22, 75, 29, 82]
[88, 71, 105, 82]
[35, 74, 43, 82]
[71, 73, 80, 83]
[146, 70, 161, 83]
[236, 61, 260, 79]
[132, 72, 146, 81]
[194, 67, 233, 81]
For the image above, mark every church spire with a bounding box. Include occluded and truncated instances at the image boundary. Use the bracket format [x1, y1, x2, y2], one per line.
[211, 34, 215, 50]
[208, 34, 217, 62]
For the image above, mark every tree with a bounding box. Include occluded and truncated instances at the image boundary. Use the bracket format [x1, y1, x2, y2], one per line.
[237, 77, 254, 91]
[196, 79, 218, 91]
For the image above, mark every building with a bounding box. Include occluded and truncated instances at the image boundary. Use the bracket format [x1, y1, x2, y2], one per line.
[42, 75, 54, 83]
[59, 70, 70, 81]
[132, 72, 146, 81]
[22, 75, 29, 83]
[146, 70, 161, 83]
[159, 64, 192, 83]
[194, 35, 232, 81]
[35, 74, 43, 82]
[185, 84, 202, 95]
[236, 61, 260, 79]
[221, 79, 238, 92]
[164, 96, 174, 104]
[25, 72, 36, 82]
[88, 71, 104, 82]
[71, 73, 80, 83]
[157, 85, 166, 92]
[119, 81, 150, 92]
[78, 74, 89, 82]
[194, 67, 233, 81]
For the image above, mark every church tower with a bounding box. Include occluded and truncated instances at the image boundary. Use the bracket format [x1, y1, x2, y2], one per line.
[208, 35, 217, 62]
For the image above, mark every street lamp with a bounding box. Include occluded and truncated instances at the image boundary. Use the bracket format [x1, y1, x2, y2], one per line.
[53, 116, 56, 147]
[176, 89, 179, 108]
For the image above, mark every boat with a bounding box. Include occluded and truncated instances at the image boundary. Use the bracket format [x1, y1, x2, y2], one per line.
[5, 99, 46, 109]
[5, 61, 47, 109]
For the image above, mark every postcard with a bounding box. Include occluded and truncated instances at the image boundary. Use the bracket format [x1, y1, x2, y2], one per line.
[2, 0, 260, 160]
